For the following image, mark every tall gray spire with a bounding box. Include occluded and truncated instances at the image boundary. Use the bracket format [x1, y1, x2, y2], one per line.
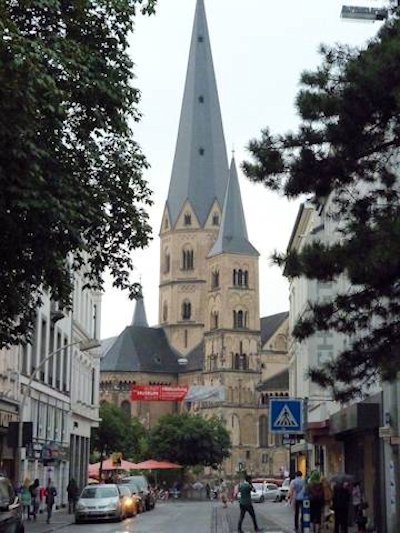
[131, 296, 149, 327]
[209, 157, 259, 257]
[166, 0, 229, 227]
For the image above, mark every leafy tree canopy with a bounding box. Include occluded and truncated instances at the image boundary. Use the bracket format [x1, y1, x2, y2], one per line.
[149, 413, 231, 468]
[0, 0, 158, 347]
[243, 16, 400, 401]
[90, 402, 148, 463]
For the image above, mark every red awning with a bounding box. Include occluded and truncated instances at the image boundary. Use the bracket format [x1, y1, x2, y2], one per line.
[88, 458, 138, 476]
[131, 459, 183, 470]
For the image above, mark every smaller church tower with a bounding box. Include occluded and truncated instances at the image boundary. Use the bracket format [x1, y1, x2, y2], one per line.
[202, 157, 262, 475]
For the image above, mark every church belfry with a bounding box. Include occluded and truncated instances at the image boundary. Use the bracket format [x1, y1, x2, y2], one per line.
[159, 0, 229, 354]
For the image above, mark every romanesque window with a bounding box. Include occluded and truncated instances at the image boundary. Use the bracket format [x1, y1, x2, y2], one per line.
[233, 269, 249, 287]
[182, 300, 192, 320]
[233, 309, 248, 329]
[259, 415, 268, 448]
[182, 248, 194, 270]
[210, 311, 219, 330]
[233, 352, 248, 370]
[212, 213, 219, 226]
[162, 302, 168, 322]
[184, 213, 192, 226]
[211, 270, 219, 289]
[164, 251, 170, 274]
[184, 329, 188, 348]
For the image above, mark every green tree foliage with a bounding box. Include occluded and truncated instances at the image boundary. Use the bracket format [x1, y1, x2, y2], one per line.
[149, 413, 231, 468]
[0, 0, 157, 347]
[243, 17, 400, 401]
[90, 403, 148, 474]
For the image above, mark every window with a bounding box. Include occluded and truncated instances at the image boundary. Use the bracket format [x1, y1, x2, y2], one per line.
[212, 213, 219, 225]
[233, 309, 247, 329]
[182, 301, 192, 320]
[198, 95, 204, 103]
[184, 213, 192, 226]
[211, 312, 219, 330]
[184, 329, 188, 348]
[211, 270, 219, 289]
[198, 35, 204, 42]
[40, 318, 47, 382]
[164, 218, 169, 229]
[164, 252, 170, 274]
[182, 248, 194, 270]
[199, 147, 205, 156]
[259, 415, 268, 448]
[245, 450, 251, 460]
[162, 302, 168, 322]
[233, 269, 249, 287]
[121, 401, 131, 417]
[233, 352, 248, 370]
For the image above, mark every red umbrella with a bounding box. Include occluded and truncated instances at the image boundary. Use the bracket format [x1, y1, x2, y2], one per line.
[132, 459, 183, 470]
[88, 458, 138, 475]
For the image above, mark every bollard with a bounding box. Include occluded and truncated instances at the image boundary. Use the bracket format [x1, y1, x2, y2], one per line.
[303, 497, 311, 533]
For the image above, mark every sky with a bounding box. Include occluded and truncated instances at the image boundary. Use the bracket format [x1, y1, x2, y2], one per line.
[100, 0, 383, 339]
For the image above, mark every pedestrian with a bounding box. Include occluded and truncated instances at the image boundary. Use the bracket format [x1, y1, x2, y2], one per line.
[289, 470, 305, 533]
[351, 482, 362, 524]
[308, 470, 324, 532]
[29, 479, 40, 521]
[205, 482, 211, 500]
[45, 478, 57, 524]
[67, 478, 79, 514]
[237, 475, 262, 533]
[219, 478, 228, 508]
[332, 481, 351, 533]
[21, 478, 31, 520]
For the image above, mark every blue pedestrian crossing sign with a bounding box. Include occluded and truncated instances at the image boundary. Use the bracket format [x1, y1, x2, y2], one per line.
[269, 398, 303, 433]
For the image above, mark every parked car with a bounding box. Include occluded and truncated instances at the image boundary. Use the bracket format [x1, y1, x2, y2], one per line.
[0, 476, 24, 533]
[121, 476, 155, 511]
[278, 477, 291, 501]
[251, 482, 280, 502]
[75, 484, 125, 523]
[252, 477, 284, 487]
[117, 484, 137, 517]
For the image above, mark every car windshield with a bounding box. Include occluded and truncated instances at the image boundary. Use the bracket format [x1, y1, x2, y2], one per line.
[253, 483, 264, 491]
[122, 477, 147, 491]
[81, 486, 118, 499]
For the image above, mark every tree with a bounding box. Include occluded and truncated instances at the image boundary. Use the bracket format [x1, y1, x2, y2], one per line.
[149, 413, 231, 468]
[243, 16, 400, 401]
[0, 0, 157, 347]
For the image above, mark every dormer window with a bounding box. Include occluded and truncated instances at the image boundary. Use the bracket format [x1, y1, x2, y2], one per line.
[199, 147, 205, 156]
[198, 35, 204, 42]
[198, 95, 204, 103]
[212, 213, 219, 226]
[184, 213, 192, 226]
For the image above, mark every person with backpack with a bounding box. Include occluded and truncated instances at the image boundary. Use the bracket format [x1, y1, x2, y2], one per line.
[307, 470, 324, 532]
[29, 479, 40, 520]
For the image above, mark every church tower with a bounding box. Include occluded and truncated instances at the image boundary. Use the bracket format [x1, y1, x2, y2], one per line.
[159, 0, 229, 354]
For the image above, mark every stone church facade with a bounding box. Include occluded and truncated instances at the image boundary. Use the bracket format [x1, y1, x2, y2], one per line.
[100, 0, 289, 478]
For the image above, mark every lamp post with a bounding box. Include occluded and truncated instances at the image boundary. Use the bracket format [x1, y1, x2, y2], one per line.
[16, 338, 100, 483]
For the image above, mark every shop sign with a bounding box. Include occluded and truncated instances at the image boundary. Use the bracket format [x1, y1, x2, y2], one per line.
[130, 385, 188, 402]
[390, 436, 400, 445]
[379, 426, 393, 439]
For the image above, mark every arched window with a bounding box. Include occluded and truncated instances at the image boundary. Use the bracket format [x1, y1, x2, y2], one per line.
[233, 269, 249, 287]
[259, 415, 268, 448]
[211, 270, 219, 289]
[233, 310, 246, 328]
[182, 248, 194, 270]
[162, 302, 168, 322]
[164, 251, 170, 274]
[244, 270, 249, 287]
[121, 400, 131, 417]
[184, 212, 192, 226]
[210, 311, 219, 330]
[212, 213, 219, 226]
[182, 300, 191, 320]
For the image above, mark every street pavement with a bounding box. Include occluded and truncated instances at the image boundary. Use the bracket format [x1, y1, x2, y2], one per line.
[23, 500, 295, 533]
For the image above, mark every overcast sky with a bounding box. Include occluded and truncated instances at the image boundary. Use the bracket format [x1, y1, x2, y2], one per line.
[100, 0, 383, 339]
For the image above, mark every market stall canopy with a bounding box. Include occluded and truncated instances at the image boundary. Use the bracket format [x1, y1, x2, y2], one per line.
[132, 459, 183, 470]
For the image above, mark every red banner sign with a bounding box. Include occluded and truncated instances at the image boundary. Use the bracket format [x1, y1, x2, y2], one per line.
[130, 385, 188, 402]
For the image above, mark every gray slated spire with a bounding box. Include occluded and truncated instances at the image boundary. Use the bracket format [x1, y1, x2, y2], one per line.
[166, 0, 229, 227]
[131, 296, 149, 327]
[209, 157, 259, 257]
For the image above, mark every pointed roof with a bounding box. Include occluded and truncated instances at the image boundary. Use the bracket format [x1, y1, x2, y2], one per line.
[260, 311, 289, 346]
[166, 0, 229, 227]
[131, 296, 149, 327]
[209, 157, 259, 257]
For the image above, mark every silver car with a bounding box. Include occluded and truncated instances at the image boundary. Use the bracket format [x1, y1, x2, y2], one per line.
[75, 484, 124, 523]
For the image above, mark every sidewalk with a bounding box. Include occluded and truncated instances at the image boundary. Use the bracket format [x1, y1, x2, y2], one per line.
[24, 507, 74, 533]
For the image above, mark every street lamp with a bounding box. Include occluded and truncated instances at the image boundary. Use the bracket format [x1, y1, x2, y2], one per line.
[16, 338, 100, 483]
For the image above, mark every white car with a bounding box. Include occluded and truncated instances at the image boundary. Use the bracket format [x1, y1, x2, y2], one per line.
[250, 482, 280, 503]
[278, 477, 291, 501]
[75, 484, 125, 523]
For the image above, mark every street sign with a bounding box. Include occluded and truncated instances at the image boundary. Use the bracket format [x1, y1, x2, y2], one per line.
[270, 398, 303, 433]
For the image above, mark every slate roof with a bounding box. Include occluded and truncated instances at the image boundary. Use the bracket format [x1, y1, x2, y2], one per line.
[209, 157, 259, 257]
[166, 0, 229, 227]
[100, 326, 181, 373]
[131, 297, 149, 327]
[260, 311, 289, 346]
[180, 340, 205, 373]
[256, 369, 289, 392]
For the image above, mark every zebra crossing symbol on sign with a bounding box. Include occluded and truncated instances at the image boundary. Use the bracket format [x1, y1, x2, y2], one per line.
[269, 398, 303, 433]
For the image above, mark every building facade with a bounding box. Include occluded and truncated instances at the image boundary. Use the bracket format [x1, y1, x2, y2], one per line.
[100, 0, 289, 479]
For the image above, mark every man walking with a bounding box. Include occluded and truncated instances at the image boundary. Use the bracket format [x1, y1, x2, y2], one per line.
[45, 478, 57, 524]
[237, 475, 262, 533]
[289, 471, 305, 532]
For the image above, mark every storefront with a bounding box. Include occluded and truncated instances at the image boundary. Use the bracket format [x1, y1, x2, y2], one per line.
[0, 399, 19, 481]
[330, 397, 385, 532]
